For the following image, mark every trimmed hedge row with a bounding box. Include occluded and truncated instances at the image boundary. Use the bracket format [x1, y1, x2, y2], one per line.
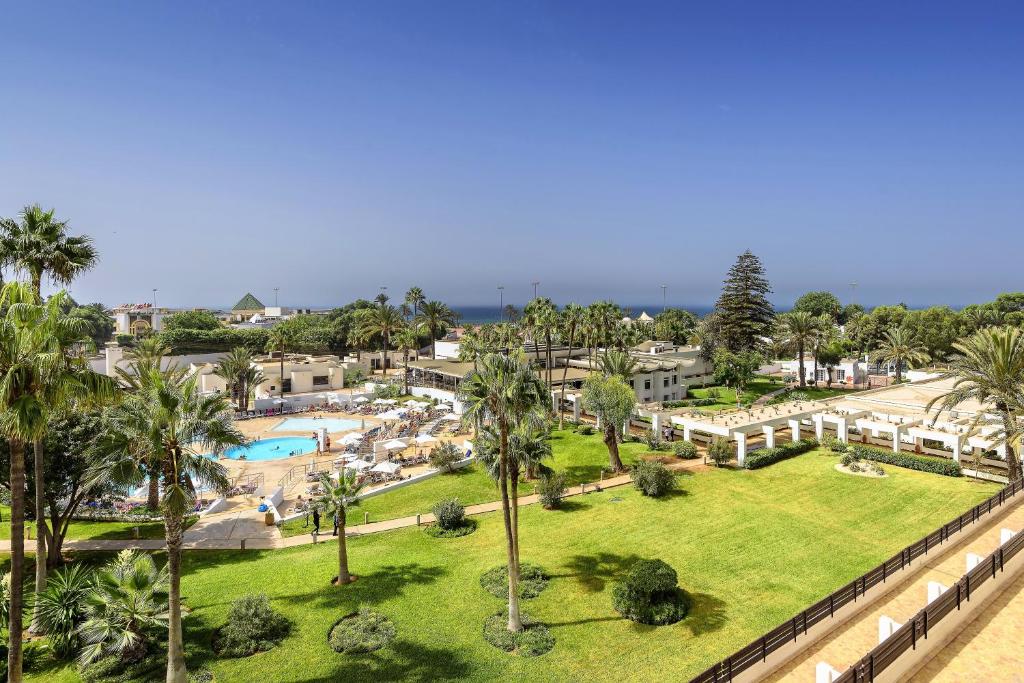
[744, 439, 820, 470]
[848, 444, 961, 477]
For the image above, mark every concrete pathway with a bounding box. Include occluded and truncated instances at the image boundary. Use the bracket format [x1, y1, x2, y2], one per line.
[753, 385, 791, 406]
[766, 494, 1024, 681]
[1, 458, 708, 554]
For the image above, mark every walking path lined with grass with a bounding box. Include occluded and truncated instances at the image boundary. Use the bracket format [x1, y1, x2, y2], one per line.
[0, 458, 709, 554]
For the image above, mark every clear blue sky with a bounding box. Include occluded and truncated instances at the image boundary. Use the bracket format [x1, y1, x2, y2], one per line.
[2, 1, 1021, 310]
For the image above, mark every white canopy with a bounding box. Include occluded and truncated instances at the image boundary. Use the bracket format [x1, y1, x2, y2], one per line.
[377, 409, 407, 420]
[434, 404, 453, 412]
[414, 434, 437, 444]
[370, 461, 400, 474]
[339, 432, 363, 445]
[344, 459, 372, 471]
[442, 413, 461, 422]
[380, 439, 408, 451]
[403, 399, 420, 406]
[372, 398, 390, 405]
[353, 396, 369, 403]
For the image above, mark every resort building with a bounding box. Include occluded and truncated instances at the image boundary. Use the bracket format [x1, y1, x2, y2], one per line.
[228, 292, 265, 322]
[190, 352, 349, 397]
[780, 354, 870, 387]
[112, 303, 177, 336]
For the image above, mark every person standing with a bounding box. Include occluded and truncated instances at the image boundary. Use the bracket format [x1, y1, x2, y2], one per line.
[311, 507, 321, 539]
[325, 434, 331, 452]
[332, 511, 339, 536]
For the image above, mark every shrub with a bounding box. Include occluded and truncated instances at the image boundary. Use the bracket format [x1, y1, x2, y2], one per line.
[849, 444, 961, 477]
[579, 424, 594, 436]
[744, 438, 819, 470]
[214, 593, 290, 658]
[189, 670, 214, 683]
[821, 433, 847, 453]
[480, 563, 549, 600]
[536, 472, 567, 509]
[482, 610, 554, 656]
[429, 442, 462, 472]
[329, 608, 396, 654]
[707, 437, 733, 467]
[673, 441, 698, 459]
[432, 498, 466, 530]
[34, 563, 95, 658]
[631, 461, 676, 497]
[643, 433, 670, 451]
[611, 559, 688, 626]
[840, 452, 857, 467]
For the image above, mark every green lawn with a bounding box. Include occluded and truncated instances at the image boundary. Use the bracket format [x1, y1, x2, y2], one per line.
[768, 386, 855, 403]
[22, 451, 998, 682]
[280, 429, 654, 536]
[0, 507, 179, 541]
[689, 377, 785, 410]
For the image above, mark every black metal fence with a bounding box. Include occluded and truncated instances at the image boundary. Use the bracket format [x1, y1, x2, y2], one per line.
[689, 478, 1024, 683]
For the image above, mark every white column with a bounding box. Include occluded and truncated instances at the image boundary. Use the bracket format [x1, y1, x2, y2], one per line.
[552, 391, 559, 414]
[651, 413, 661, 435]
[926, 581, 948, 604]
[683, 426, 692, 441]
[816, 662, 841, 683]
[788, 419, 801, 442]
[763, 425, 776, 449]
[573, 398, 581, 421]
[837, 418, 849, 443]
[814, 415, 824, 440]
[892, 426, 904, 453]
[952, 436, 962, 464]
[734, 432, 747, 467]
[596, 415, 602, 429]
[966, 552, 984, 571]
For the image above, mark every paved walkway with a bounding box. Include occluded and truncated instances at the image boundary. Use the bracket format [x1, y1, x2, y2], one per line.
[1, 458, 707, 553]
[766, 494, 1024, 681]
[753, 385, 792, 406]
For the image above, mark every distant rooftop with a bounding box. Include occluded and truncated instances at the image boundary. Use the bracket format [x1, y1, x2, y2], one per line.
[232, 293, 265, 311]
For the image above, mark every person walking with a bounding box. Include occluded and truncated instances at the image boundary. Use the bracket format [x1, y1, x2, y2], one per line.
[311, 507, 321, 540]
[332, 511, 339, 536]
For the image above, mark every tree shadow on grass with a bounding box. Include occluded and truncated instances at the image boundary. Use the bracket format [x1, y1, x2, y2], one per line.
[682, 591, 729, 635]
[557, 552, 645, 593]
[298, 640, 473, 683]
[276, 562, 447, 611]
[549, 499, 592, 513]
[560, 464, 608, 487]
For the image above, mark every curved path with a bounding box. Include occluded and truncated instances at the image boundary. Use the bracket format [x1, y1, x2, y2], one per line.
[0, 458, 709, 554]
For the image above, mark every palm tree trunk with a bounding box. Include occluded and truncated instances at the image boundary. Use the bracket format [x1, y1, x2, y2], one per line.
[797, 340, 806, 388]
[8, 438, 26, 683]
[165, 510, 187, 683]
[511, 474, 520, 571]
[279, 350, 285, 398]
[498, 420, 522, 632]
[31, 438, 47, 634]
[431, 325, 437, 359]
[148, 473, 160, 510]
[338, 508, 350, 584]
[559, 325, 576, 430]
[998, 406, 1022, 482]
[403, 350, 410, 395]
[604, 421, 624, 472]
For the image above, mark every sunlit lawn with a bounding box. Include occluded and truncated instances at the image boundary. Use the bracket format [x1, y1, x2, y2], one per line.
[0, 506, 176, 541]
[689, 377, 784, 410]
[280, 429, 654, 536]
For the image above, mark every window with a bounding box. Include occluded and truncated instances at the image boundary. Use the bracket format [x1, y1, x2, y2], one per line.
[644, 380, 651, 391]
[629, 379, 634, 389]
[815, 369, 827, 382]
[835, 369, 846, 381]
[663, 377, 669, 388]
[282, 379, 292, 392]
[313, 375, 329, 386]
[672, 374, 678, 385]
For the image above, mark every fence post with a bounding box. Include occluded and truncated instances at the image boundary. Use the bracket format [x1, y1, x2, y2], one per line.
[829, 593, 834, 617]
[911, 619, 916, 649]
[956, 582, 961, 610]
[761, 636, 767, 662]
[923, 610, 928, 638]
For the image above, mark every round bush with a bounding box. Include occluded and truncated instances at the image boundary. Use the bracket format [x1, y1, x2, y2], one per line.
[579, 424, 594, 436]
[612, 559, 688, 626]
[432, 498, 466, 531]
[480, 563, 549, 600]
[329, 608, 396, 654]
[482, 611, 554, 657]
[536, 473, 567, 509]
[213, 593, 290, 658]
[631, 461, 676, 497]
[424, 517, 477, 538]
[673, 441, 698, 459]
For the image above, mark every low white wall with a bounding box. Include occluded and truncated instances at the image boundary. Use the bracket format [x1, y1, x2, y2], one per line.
[200, 497, 228, 516]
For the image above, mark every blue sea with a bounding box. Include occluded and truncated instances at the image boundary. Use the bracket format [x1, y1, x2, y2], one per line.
[451, 304, 716, 324]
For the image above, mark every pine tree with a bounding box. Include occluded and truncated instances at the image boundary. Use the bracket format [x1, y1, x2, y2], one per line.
[715, 250, 775, 352]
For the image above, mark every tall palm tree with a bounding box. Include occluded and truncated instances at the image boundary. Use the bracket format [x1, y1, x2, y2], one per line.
[392, 328, 419, 395]
[315, 471, 366, 585]
[459, 352, 546, 632]
[598, 348, 640, 381]
[523, 298, 557, 385]
[558, 303, 585, 429]
[94, 369, 240, 683]
[414, 300, 457, 359]
[214, 347, 264, 412]
[358, 304, 405, 376]
[404, 286, 425, 319]
[0, 206, 99, 635]
[872, 327, 930, 382]
[779, 311, 820, 388]
[265, 326, 296, 397]
[926, 327, 1024, 482]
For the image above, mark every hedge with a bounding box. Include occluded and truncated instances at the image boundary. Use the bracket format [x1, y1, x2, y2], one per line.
[849, 444, 961, 477]
[744, 439, 819, 470]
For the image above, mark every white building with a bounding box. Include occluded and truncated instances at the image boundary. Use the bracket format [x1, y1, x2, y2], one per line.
[113, 304, 176, 336]
[190, 352, 349, 397]
[781, 355, 869, 387]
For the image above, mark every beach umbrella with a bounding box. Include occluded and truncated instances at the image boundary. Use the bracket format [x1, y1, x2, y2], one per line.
[344, 459, 372, 471]
[339, 432, 363, 445]
[381, 439, 408, 451]
[414, 434, 437, 444]
[353, 396, 369, 404]
[370, 461, 400, 474]
[441, 413, 461, 422]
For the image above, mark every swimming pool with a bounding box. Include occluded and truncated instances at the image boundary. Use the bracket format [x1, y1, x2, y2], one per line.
[271, 417, 362, 433]
[220, 437, 318, 461]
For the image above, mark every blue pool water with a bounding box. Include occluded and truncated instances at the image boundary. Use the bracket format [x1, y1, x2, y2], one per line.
[220, 437, 318, 461]
[271, 417, 362, 433]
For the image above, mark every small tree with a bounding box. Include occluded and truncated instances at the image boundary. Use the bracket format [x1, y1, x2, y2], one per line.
[431, 498, 466, 531]
[612, 559, 687, 625]
[631, 461, 676, 497]
[316, 471, 365, 585]
[581, 374, 635, 472]
[673, 441, 698, 459]
[707, 437, 733, 467]
[536, 473, 567, 509]
[712, 348, 763, 405]
[428, 441, 462, 473]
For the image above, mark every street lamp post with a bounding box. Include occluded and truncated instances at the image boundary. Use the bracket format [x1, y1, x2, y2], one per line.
[274, 287, 279, 307]
[152, 288, 157, 308]
[531, 281, 540, 299]
[498, 285, 504, 321]
[661, 284, 667, 312]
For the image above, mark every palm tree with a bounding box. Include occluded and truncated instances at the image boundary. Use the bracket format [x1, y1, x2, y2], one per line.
[94, 369, 240, 683]
[392, 328, 419, 395]
[503, 304, 520, 322]
[75, 550, 169, 667]
[557, 303, 585, 429]
[459, 352, 546, 632]
[779, 311, 820, 387]
[358, 303, 405, 376]
[404, 286, 425, 319]
[315, 471, 366, 585]
[872, 327, 930, 382]
[415, 300, 457, 359]
[214, 347, 264, 412]
[598, 348, 640, 382]
[926, 327, 1024, 482]
[265, 326, 296, 397]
